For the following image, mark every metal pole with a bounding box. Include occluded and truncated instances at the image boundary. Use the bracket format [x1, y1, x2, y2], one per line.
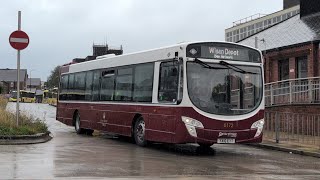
[255, 37, 258, 49]
[16, 11, 21, 126]
[275, 112, 280, 143]
[29, 71, 31, 91]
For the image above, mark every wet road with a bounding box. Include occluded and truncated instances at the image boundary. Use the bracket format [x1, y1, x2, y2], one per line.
[2, 103, 320, 179]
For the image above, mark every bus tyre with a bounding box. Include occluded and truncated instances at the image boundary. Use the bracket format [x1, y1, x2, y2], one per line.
[198, 143, 213, 149]
[134, 117, 147, 147]
[74, 112, 85, 134]
[85, 129, 94, 136]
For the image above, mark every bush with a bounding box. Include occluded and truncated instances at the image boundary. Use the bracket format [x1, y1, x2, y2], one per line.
[0, 97, 48, 136]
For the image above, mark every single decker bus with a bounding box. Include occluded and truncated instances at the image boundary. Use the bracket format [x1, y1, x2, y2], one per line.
[9, 90, 35, 103]
[57, 41, 265, 147]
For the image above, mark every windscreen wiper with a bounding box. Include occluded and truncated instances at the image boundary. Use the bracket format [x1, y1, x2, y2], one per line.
[193, 58, 227, 70]
[219, 60, 258, 74]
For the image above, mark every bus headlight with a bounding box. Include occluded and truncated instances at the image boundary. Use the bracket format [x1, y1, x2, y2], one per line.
[251, 119, 264, 138]
[181, 116, 204, 137]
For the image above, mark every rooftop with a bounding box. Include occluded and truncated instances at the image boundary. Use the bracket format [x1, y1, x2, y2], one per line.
[0, 69, 27, 82]
[239, 13, 320, 51]
[27, 78, 41, 86]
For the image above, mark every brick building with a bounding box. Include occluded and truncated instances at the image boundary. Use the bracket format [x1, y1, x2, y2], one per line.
[71, 43, 123, 64]
[237, 0, 320, 113]
[239, 13, 320, 83]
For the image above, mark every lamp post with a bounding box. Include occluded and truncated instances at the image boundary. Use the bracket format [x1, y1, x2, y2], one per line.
[29, 69, 35, 91]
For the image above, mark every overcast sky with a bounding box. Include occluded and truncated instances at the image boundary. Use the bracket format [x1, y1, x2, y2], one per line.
[1, 0, 282, 81]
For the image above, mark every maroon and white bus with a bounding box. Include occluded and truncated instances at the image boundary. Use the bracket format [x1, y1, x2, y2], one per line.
[57, 41, 264, 147]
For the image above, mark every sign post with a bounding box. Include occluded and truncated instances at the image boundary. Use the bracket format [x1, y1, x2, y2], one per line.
[9, 11, 29, 126]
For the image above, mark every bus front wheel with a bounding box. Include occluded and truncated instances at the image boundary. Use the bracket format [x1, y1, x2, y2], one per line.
[74, 112, 85, 134]
[134, 117, 147, 147]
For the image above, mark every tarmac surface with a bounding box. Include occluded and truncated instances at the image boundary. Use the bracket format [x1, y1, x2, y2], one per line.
[1, 103, 320, 179]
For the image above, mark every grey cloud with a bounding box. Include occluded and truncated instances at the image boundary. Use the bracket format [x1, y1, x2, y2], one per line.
[0, 0, 282, 80]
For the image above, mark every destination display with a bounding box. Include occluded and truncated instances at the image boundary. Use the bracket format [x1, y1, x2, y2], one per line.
[186, 43, 261, 62]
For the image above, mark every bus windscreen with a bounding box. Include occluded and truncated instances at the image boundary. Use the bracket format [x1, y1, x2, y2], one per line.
[186, 43, 261, 63]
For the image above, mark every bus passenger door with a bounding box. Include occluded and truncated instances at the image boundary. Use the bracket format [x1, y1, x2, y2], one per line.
[147, 60, 180, 143]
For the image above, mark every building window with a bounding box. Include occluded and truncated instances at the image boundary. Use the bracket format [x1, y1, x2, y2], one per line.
[264, 20, 268, 28]
[296, 56, 308, 78]
[279, 59, 289, 81]
[273, 17, 277, 24]
[282, 14, 287, 21]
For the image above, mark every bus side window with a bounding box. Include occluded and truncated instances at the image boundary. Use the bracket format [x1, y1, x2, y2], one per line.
[85, 71, 93, 101]
[68, 74, 75, 100]
[115, 67, 133, 101]
[59, 75, 69, 100]
[158, 61, 179, 103]
[92, 70, 101, 101]
[100, 70, 115, 101]
[133, 63, 154, 102]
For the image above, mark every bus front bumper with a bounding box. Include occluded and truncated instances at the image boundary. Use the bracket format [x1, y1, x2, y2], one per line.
[175, 123, 263, 144]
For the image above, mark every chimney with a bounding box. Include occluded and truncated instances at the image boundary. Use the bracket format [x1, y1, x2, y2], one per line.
[283, 0, 300, 9]
[300, 0, 320, 18]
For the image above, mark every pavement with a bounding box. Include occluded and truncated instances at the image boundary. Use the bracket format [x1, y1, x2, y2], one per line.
[250, 139, 320, 158]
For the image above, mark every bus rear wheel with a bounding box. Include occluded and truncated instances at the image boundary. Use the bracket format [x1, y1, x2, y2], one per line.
[134, 117, 147, 147]
[85, 129, 94, 136]
[74, 112, 86, 134]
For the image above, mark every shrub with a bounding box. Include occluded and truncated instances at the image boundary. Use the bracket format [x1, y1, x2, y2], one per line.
[0, 97, 48, 136]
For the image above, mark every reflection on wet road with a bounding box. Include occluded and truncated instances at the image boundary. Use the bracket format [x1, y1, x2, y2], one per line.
[1, 103, 320, 179]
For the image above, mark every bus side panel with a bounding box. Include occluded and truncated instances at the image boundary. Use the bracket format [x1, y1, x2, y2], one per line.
[64, 103, 77, 126]
[78, 103, 95, 130]
[87, 104, 131, 136]
[147, 114, 176, 143]
[56, 102, 73, 126]
[145, 106, 178, 143]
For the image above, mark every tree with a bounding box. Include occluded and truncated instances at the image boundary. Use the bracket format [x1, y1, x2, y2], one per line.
[47, 65, 60, 89]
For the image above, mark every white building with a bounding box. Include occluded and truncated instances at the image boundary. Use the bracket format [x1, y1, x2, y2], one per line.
[225, 3, 300, 42]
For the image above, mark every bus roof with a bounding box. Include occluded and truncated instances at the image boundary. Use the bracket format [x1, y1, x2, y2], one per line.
[20, 90, 35, 93]
[63, 41, 260, 74]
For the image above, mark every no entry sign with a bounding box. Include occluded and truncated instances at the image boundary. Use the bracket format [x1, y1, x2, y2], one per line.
[9, 30, 29, 50]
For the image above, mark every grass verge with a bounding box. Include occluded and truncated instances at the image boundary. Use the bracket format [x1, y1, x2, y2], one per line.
[0, 96, 48, 136]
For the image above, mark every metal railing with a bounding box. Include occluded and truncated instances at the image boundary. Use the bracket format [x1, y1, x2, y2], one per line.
[264, 111, 320, 149]
[233, 13, 267, 26]
[265, 77, 320, 107]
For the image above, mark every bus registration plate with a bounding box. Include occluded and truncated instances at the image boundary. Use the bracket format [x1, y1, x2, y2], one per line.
[217, 138, 235, 144]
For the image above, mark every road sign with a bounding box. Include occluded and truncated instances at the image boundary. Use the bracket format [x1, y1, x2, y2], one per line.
[9, 30, 29, 50]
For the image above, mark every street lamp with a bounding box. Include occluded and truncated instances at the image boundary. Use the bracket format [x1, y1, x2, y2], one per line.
[29, 69, 35, 91]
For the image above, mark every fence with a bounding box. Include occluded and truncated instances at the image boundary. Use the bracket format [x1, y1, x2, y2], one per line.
[265, 77, 320, 107]
[264, 111, 320, 149]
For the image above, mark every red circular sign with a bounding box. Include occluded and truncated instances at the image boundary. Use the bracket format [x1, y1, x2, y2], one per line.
[9, 30, 29, 50]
